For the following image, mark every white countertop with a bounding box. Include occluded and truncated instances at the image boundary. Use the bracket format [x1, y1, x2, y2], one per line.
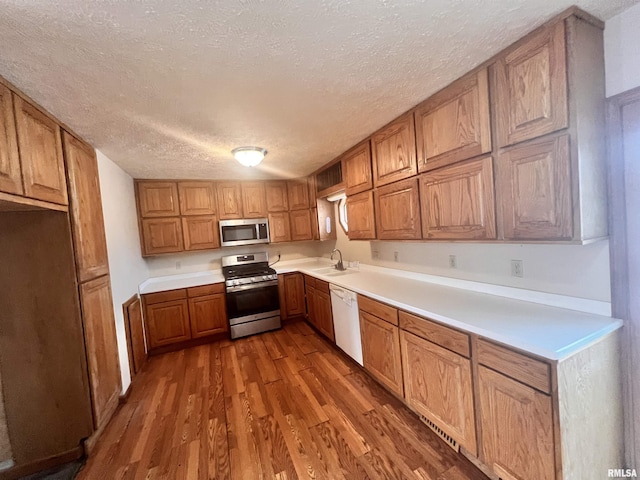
[139, 257, 622, 361]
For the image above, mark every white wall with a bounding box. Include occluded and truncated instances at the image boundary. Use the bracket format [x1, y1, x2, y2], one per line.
[97, 151, 150, 392]
[331, 206, 612, 302]
[604, 2, 640, 97]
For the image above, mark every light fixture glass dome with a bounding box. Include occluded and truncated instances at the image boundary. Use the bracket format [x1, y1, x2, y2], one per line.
[232, 146, 267, 167]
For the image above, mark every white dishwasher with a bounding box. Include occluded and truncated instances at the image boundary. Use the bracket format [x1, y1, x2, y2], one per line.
[329, 284, 363, 366]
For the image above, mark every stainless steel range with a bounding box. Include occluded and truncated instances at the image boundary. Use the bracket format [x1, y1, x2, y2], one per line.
[222, 252, 281, 339]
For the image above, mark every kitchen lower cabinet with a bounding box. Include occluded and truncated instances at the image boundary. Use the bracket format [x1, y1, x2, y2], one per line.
[144, 284, 228, 352]
[79, 276, 122, 431]
[188, 285, 227, 338]
[314, 288, 334, 341]
[359, 311, 403, 396]
[400, 330, 477, 454]
[279, 273, 306, 321]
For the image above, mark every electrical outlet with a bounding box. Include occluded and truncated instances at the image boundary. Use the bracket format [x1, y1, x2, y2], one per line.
[511, 259, 524, 278]
[449, 255, 457, 269]
[394, 251, 399, 262]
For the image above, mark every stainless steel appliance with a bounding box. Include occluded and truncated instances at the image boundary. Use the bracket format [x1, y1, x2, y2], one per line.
[222, 252, 281, 339]
[219, 218, 270, 247]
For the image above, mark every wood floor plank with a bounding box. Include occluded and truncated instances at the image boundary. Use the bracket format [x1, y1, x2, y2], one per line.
[77, 323, 489, 480]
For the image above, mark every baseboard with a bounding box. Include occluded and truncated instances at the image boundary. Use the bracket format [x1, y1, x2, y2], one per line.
[83, 392, 120, 456]
[0, 446, 83, 480]
[148, 331, 230, 356]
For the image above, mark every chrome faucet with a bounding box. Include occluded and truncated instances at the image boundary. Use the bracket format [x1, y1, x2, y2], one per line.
[331, 248, 346, 271]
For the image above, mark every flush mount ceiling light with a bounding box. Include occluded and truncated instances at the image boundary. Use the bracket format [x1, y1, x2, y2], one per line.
[232, 146, 267, 167]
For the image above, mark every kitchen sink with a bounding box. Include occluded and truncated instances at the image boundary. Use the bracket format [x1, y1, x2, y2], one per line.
[311, 266, 356, 277]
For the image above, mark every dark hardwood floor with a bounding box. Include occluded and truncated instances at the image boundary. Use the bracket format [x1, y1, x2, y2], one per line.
[77, 321, 489, 479]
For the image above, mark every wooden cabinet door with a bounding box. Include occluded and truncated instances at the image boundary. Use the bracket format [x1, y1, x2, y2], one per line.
[280, 273, 306, 320]
[0, 84, 21, 195]
[400, 330, 477, 454]
[478, 365, 555, 480]
[371, 113, 417, 187]
[316, 198, 336, 241]
[268, 212, 291, 243]
[137, 181, 180, 217]
[289, 209, 313, 241]
[182, 215, 220, 251]
[216, 181, 243, 219]
[347, 190, 376, 239]
[359, 311, 403, 396]
[306, 285, 317, 328]
[141, 217, 184, 255]
[315, 289, 335, 341]
[63, 131, 110, 282]
[124, 296, 146, 376]
[241, 181, 267, 218]
[494, 21, 568, 147]
[374, 177, 422, 240]
[14, 95, 67, 205]
[188, 293, 227, 338]
[419, 156, 496, 240]
[145, 299, 191, 349]
[178, 181, 216, 216]
[497, 134, 572, 240]
[415, 69, 491, 172]
[344, 141, 373, 195]
[265, 181, 289, 212]
[79, 276, 122, 430]
[287, 179, 310, 210]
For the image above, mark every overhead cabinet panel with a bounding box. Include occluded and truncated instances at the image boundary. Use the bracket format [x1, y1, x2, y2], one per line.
[415, 69, 492, 172]
[287, 179, 310, 210]
[494, 21, 568, 147]
[241, 181, 267, 218]
[371, 113, 417, 187]
[347, 190, 376, 240]
[374, 177, 422, 240]
[182, 215, 220, 251]
[142, 217, 184, 255]
[419, 156, 496, 240]
[216, 181, 243, 219]
[265, 181, 289, 212]
[0, 84, 21, 195]
[178, 181, 216, 216]
[344, 141, 373, 196]
[14, 95, 68, 205]
[137, 181, 180, 217]
[268, 212, 292, 243]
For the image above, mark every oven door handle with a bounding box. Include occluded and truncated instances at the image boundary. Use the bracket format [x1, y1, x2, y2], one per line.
[226, 280, 279, 293]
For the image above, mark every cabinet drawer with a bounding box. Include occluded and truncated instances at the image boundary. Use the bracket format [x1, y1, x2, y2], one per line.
[477, 339, 551, 393]
[315, 278, 330, 294]
[358, 295, 398, 326]
[143, 288, 187, 305]
[188, 283, 224, 297]
[399, 311, 470, 357]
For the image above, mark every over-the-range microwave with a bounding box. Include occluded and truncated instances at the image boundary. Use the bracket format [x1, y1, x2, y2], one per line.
[219, 218, 270, 247]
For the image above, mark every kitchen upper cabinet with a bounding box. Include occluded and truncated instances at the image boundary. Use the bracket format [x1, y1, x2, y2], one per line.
[182, 215, 220, 251]
[137, 181, 180, 217]
[14, 95, 67, 205]
[144, 290, 191, 349]
[478, 365, 555, 480]
[279, 273, 306, 320]
[178, 181, 216, 216]
[359, 310, 403, 397]
[0, 84, 21, 195]
[216, 181, 243, 219]
[79, 276, 122, 431]
[494, 21, 568, 148]
[400, 330, 477, 454]
[241, 181, 267, 218]
[419, 156, 496, 240]
[371, 113, 417, 187]
[374, 177, 422, 240]
[415, 69, 491, 172]
[265, 181, 289, 212]
[497, 134, 571, 240]
[141, 217, 184, 256]
[344, 141, 373, 196]
[63, 131, 110, 282]
[316, 198, 337, 241]
[347, 190, 376, 240]
[268, 212, 292, 243]
[187, 284, 227, 338]
[287, 179, 310, 210]
[289, 208, 313, 241]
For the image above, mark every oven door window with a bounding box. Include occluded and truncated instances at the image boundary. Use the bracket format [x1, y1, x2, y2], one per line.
[226, 284, 280, 320]
[221, 225, 257, 242]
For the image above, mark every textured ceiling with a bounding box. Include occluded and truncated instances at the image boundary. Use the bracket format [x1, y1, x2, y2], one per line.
[0, 0, 637, 180]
